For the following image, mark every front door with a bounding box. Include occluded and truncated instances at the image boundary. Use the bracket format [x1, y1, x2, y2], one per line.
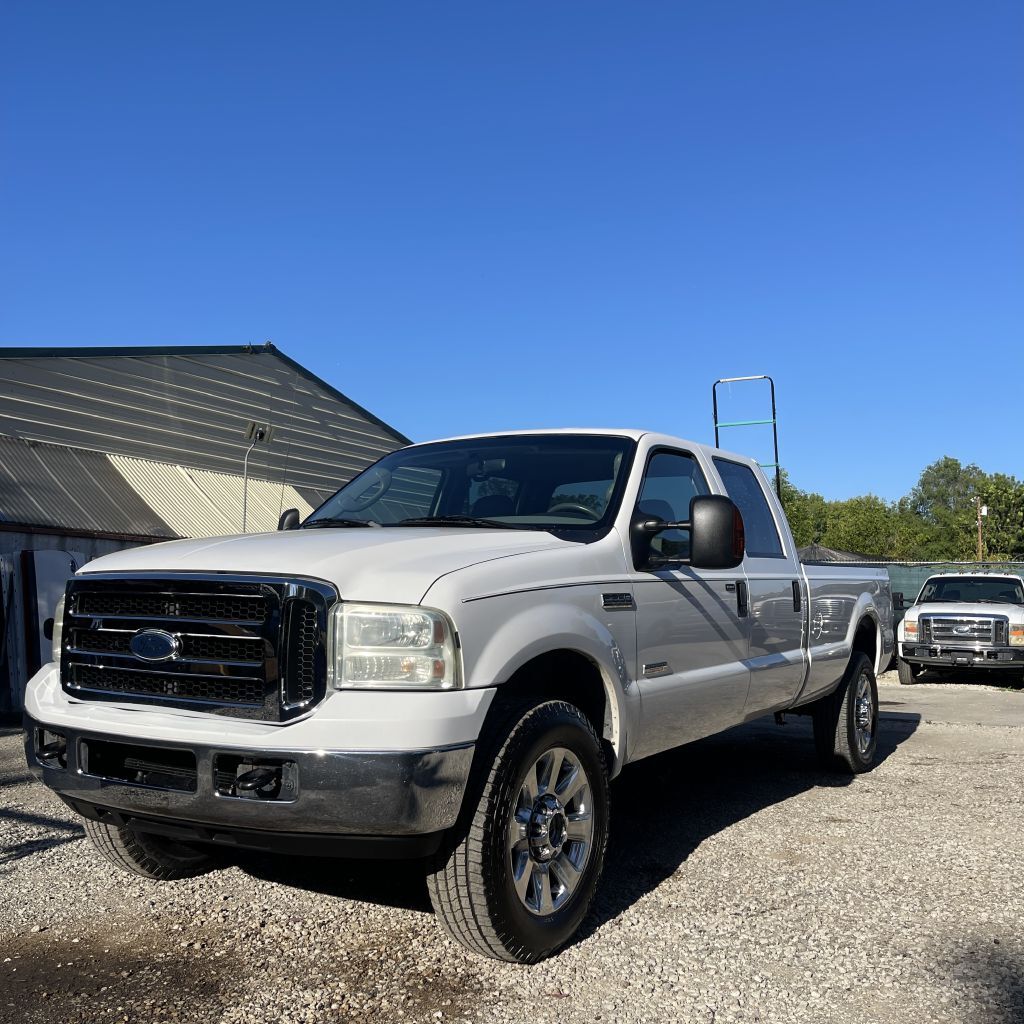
[630, 449, 751, 759]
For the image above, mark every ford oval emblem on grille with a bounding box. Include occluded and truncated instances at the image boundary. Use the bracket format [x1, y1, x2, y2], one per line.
[129, 629, 181, 662]
[955, 625, 972, 635]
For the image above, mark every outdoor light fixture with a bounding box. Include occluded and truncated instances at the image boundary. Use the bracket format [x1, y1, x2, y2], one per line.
[241, 421, 274, 532]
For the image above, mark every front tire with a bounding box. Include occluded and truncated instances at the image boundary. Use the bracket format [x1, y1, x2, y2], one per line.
[84, 819, 216, 880]
[427, 699, 610, 963]
[897, 658, 922, 685]
[812, 652, 879, 774]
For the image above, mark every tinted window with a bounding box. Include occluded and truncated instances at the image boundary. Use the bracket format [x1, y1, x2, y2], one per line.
[713, 458, 784, 558]
[918, 576, 1024, 605]
[305, 434, 635, 533]
[636, 452, 709, 559]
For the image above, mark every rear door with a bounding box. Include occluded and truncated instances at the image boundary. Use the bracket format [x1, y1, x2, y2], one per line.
[712, 458, 806, 716]
[630, 448, 751, 758]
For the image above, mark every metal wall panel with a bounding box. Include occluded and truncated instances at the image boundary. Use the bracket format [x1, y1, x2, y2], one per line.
[0, 346, 408, 494]
[186, 468, 316, 534]
[0, 435, 176, 536]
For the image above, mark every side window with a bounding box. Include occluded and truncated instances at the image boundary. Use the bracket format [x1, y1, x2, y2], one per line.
[636, 451, 709, 559]
[713, 458, 784, 558]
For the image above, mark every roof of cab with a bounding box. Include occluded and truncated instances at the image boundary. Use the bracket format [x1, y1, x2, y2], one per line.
[400, 428, 758, 467]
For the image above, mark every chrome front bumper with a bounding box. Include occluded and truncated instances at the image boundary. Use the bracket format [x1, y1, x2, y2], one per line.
[25, 716, 474, 857]
[899, 644, 1024, 669]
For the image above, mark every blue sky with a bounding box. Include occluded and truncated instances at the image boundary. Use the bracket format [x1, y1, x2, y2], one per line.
[1, 2, 1021, 501]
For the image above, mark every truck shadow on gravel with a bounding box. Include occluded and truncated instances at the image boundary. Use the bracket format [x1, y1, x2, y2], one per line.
[969, 944, 1024, 1024]
[913, 669, 1024, 690]
[235, 711, 920, 936]
[578, 711, 920, 944]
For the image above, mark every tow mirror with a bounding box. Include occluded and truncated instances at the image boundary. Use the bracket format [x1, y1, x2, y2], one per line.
[893, 592, 905, 610]
[631, 495, 745, 571]
[689, 495, 745, 568]
[278, 508, 300, 531]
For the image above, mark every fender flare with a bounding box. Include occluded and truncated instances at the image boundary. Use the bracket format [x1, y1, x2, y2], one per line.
[465, 601, 636, 773]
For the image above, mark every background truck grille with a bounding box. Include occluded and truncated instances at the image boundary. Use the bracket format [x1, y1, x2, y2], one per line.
[61, 575, 335, 721]
[921, 616, 1002, 645]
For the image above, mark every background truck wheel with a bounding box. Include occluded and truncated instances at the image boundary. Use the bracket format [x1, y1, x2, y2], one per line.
[812, 652, 879, 774]
[84, 819, 216, 880]
[427, 699, 610, 963]
[897, 658, 922, 685]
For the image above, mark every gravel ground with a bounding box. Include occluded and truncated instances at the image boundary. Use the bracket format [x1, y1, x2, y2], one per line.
[2, 671, 1022, 1024]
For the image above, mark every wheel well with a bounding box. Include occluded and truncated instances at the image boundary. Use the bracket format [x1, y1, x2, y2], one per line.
[852, 617, 877, 669]
[493, 649, 613, 759]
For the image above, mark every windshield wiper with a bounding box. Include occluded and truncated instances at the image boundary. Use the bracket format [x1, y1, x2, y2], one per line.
[302, 518, 380, 528]
[394, 515, 520, 529]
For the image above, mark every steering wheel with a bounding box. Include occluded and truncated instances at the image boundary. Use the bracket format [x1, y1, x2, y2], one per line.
[545, 502, 600, 521]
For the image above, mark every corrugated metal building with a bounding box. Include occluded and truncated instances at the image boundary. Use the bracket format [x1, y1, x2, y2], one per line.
[0, 344, 409, 712]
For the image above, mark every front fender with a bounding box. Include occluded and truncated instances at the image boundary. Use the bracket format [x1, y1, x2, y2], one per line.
[455, 595, 639, 773]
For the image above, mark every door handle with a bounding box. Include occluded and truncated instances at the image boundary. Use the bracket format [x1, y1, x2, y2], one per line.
[792, 580, 802, 612]
[736, 580, 748, 617]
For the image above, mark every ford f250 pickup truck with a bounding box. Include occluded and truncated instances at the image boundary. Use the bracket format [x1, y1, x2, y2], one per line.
[25, 430, 894, 962]
[896, 571, 1024, 685]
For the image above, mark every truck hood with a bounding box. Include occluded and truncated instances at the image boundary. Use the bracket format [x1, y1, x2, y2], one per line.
[911, 602, 1024, 620]
[79, 528, 568, 605]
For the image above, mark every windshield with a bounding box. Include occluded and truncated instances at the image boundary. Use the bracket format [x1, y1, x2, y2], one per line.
[917, 576, 1024, 605]
[304, 434, 637, 534]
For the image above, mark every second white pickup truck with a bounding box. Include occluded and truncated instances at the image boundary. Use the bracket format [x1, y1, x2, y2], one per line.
[25, 429, 893, 962]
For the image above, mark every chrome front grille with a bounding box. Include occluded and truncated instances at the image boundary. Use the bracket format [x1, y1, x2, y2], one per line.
[920, 616, 1002, 646]
[61, 575, 335, 721]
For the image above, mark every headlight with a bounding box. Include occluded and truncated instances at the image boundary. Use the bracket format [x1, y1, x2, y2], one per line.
[1010, 625, 1024, 647]
[329, 603, 461, 690]
[903, 618, 918, 639]
[51, 594, 66, 664]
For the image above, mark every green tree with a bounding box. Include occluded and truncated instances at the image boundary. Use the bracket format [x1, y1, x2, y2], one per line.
[977, 473, 1024, 560]
[906, 456, 985, 560]
[819, 495, 894, 557]
[778, 469, 827, 548]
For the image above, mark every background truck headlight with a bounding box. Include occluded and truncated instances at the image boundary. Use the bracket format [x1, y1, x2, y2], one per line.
[329, 603, 461, 689]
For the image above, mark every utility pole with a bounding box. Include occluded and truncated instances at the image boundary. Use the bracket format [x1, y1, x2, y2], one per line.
[975, 497, 988, 561]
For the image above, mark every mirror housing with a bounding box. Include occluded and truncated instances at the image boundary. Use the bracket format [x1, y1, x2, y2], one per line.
[893, 592, 905, 610]
[632, 494, 745, 571]
[278, 508, 300, 531]
[689, 494, 745, 569]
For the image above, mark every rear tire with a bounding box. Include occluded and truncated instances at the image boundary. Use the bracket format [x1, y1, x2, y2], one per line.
[84, 819, 215, 880]
[897, 658, 922, 685]
[812, 653, 878, 774]
[427, 698, 610, 963]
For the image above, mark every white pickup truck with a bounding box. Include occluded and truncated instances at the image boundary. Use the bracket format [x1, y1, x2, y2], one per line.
[25, 429, 893, 962]
[896, 571, 1024, 684]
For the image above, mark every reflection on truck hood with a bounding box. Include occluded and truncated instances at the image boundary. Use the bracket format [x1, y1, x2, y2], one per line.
[79, 528, 568, 605]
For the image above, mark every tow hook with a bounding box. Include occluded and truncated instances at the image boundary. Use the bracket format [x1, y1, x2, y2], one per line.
[235, 765, 281, 795]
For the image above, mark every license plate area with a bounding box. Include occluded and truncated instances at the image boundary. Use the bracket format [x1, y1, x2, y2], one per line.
[81, 738, 197, 793]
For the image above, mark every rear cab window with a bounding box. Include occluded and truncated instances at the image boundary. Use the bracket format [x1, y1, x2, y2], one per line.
[712, 458, 785, 559]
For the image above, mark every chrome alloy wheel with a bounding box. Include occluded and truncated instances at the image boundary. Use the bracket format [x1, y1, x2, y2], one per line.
[854, 672, 875, 755]
[507, 746, 594, 916]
